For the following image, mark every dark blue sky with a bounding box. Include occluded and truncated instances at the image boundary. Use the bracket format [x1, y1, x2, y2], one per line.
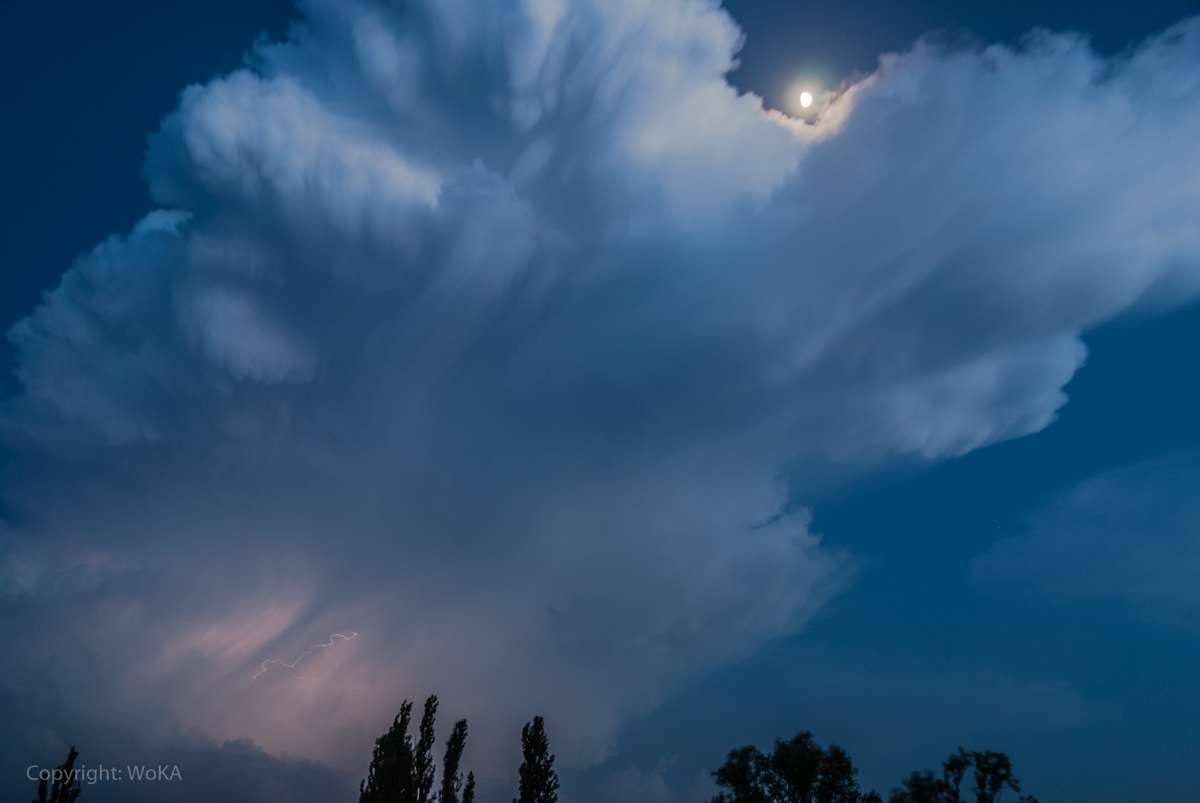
[3, 2, 1200, 802]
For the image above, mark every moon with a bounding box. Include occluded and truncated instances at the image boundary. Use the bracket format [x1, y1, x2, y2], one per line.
[799, 91, 813, 108]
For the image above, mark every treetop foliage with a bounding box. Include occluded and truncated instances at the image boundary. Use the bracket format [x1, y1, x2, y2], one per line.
[440, 718, 469, 803]
[888, 748, 1038, 803]
[31, 746, 82, 803]
[360, 697, 555, 803]
[709, 731, 882, 803]
[514, 716, 559, 803]
[360, 695, 474, 803]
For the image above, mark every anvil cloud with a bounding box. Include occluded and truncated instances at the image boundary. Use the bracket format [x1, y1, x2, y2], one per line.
[3, 0, 1200, 799]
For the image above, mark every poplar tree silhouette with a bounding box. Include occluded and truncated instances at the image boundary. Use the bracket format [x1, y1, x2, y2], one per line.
[414, 696, 439, 803]
[360, 696, 476, 803]
[462, 772, 476, 803]
[360, 701, 416, 803]
[440, 719, 469, 803]
[514, 716, 559, 803]
[31, 746, 82, 803]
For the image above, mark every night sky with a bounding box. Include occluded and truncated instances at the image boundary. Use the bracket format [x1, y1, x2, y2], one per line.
[3, 1, 1200, 802]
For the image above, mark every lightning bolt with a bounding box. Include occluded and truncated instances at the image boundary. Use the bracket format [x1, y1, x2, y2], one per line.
[252, 632, 358, 680]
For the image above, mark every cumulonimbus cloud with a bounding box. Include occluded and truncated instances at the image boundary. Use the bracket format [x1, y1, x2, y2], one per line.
[3, 0, 1200, 794]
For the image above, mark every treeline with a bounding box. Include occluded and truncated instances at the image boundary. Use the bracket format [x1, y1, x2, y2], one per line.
[357, 696, 1038, 803]
[30, 706, 1038, 803]
[358, 695, 559, 803]
[709, 731, 1039, 803]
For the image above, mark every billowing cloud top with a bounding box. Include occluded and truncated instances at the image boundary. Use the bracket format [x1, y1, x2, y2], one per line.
[3, 0, 1200, 796]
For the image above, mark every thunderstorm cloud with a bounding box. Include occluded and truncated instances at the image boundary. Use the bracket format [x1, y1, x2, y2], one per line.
[3, 0, 1200, 798]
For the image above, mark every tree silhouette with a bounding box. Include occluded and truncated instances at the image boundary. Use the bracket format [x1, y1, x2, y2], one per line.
[463, 772, 476, 803]
[415, 696, 439, 803]
[889, 748, 1037, 803]
[361, 696, 475, 803]
[514, 716, 559, 803]
[712, 745, 767, 803]
[360, 701, 416, 803]
[31, 746, 82, 803]
[710, 731, 880, 803]
[440, 719, 469, 803]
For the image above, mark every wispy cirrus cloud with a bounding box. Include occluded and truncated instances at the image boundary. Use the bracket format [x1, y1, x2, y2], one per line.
[974, 454, 1200, 628]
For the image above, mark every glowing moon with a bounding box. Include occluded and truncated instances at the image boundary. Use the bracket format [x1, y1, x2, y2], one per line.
[799, 91, 813, 108]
